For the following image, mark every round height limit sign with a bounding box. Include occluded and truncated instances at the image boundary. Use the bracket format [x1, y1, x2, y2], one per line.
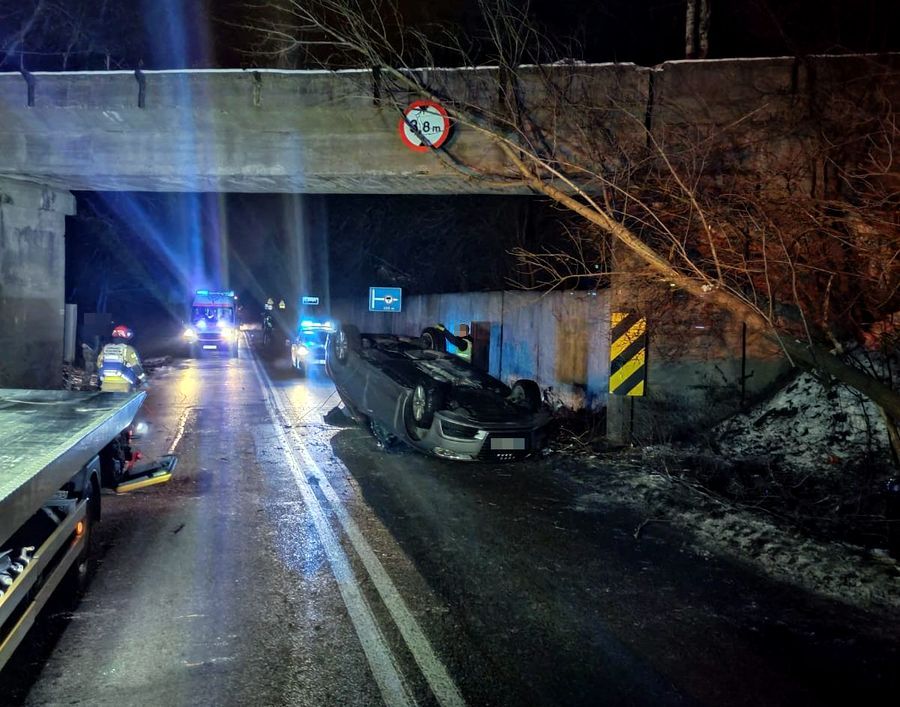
[398, 100, 451, 152]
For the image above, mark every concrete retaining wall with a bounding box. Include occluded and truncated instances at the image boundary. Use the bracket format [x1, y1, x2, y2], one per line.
[334, 284, 790, 442]
[332, 290, 611, 410]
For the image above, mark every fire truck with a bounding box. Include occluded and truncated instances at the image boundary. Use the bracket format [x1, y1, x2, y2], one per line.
[182, 290, 238, 357]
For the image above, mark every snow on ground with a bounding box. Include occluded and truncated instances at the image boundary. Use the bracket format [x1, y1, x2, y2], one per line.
[712, 371, 890, 476]
[561, 367, 900, 617]
[567, 452, 900, 615]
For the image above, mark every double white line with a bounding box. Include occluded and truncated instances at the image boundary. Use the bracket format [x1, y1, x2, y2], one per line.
[248, 351, 464, 707]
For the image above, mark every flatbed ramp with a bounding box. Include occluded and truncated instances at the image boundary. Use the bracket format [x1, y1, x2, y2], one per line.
[0, 389, 145, 546]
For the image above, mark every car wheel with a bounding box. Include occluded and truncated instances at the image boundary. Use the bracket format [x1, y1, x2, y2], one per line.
[406, 382, 443, 439]
[510, 379, 542, 412]
[333, 325, 361, 364]
[99, 433, 127, 487]
[420, 327, 446, 351]
[370, 419, 399, 450]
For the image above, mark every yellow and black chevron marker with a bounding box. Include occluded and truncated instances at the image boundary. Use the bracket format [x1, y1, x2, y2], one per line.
[609, 312, 647, 396]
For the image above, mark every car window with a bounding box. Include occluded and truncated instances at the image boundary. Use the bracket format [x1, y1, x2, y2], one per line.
[192, 306, 233, 323]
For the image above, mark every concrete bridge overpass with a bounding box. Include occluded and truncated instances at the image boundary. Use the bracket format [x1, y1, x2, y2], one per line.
[0, 62, 645, 387]
[0, 56, 895, 389]
[0, 65, 648, 194]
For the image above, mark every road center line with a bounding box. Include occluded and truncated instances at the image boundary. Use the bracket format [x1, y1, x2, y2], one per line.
[248, 353, 414, 707]
[251, 354, 466, 707]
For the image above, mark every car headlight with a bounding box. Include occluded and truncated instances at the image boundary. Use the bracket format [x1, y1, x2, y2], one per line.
[183, 327, 198, 341]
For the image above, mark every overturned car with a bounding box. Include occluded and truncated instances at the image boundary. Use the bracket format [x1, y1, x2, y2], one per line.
[325, 325, 552, 461]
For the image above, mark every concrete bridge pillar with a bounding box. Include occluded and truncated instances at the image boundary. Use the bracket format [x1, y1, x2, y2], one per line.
[0, 178, 74, 388]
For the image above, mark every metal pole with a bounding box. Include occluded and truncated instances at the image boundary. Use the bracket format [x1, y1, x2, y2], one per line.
[63, 304, 78, 364]
[741, 322, 747, 405]
[629, 396, 635, 445]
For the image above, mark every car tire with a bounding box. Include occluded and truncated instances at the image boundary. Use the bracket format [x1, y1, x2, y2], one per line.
[370, 419, 399, 450]
[420, 327, 446, 351]
[406, 382, 443, 439]
[333, 325, 361, 364]
[510, 379, 542, 412]
[99, 433, 128, 487]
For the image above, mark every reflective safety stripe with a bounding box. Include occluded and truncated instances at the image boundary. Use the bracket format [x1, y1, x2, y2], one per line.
[99, 360, 139, 385]
[101, 344, 127, 362]
[454, 346, 472, 363]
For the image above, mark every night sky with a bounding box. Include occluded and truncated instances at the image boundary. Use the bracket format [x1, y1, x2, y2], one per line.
[2, 1, 899, 71]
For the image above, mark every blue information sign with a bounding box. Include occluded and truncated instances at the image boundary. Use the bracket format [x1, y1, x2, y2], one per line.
[369, 287, 402, 312]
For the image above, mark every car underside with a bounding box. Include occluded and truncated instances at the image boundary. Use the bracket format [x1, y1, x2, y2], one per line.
[326, 326, 552, 461]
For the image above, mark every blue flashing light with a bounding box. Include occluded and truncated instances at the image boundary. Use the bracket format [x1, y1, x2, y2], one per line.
[298, 318, 337, 333]
[196, 289, 209, 295]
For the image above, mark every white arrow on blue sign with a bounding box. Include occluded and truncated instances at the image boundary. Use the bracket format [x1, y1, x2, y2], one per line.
[369, 286, 402, 312]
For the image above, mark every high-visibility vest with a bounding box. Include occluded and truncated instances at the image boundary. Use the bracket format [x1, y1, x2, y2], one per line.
[98, 343, 144, 390]
[453, 337, 473, 363]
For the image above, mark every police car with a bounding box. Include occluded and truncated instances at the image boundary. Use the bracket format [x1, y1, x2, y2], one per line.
[291, 319, 335, 376]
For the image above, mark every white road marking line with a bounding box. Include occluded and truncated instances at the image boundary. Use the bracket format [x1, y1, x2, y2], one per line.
[168, 406, 193, 455]
[248, 353, 414, 707]
[253, 356, 466, 707]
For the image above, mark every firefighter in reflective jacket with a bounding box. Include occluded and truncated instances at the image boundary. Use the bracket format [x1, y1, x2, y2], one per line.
[436, 322, 473, 364]
[98, 325, 146, 392]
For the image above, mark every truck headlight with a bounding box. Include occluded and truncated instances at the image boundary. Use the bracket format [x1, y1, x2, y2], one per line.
[183, 327, 198, 341]
[219, 324, 233, 337]
[295, 344, 310, 357]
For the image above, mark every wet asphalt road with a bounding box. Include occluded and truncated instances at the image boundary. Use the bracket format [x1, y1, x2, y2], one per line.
[4, 344, 900, 706]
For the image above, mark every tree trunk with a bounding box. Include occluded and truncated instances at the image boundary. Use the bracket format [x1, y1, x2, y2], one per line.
[685, 0, 697, 58]
[698, 0, 711, 59]
[497, 140, 900, 422]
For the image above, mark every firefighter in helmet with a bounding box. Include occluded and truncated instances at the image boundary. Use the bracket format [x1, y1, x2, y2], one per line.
[97, 325, 146, 392]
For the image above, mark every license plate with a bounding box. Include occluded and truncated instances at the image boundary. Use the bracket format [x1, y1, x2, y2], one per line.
[202, 345, 217, 350]
[491, 437, 525, 450]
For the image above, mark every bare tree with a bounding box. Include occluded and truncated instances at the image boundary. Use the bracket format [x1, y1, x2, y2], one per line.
[0, 0, 143, 70]
[239, 0, 900, 425]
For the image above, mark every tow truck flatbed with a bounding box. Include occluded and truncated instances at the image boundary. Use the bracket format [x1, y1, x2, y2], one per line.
[0, 388, 145, 547]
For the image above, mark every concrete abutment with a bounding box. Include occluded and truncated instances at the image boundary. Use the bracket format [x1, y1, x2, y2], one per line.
[0, 178, 74, 388]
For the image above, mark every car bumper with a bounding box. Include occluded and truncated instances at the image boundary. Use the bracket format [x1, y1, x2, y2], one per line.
[195, 334, 234, 350]
[415, 412, 551, 462]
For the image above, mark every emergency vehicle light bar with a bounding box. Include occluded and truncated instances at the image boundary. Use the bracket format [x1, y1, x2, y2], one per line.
[195, 290, 235, 297]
